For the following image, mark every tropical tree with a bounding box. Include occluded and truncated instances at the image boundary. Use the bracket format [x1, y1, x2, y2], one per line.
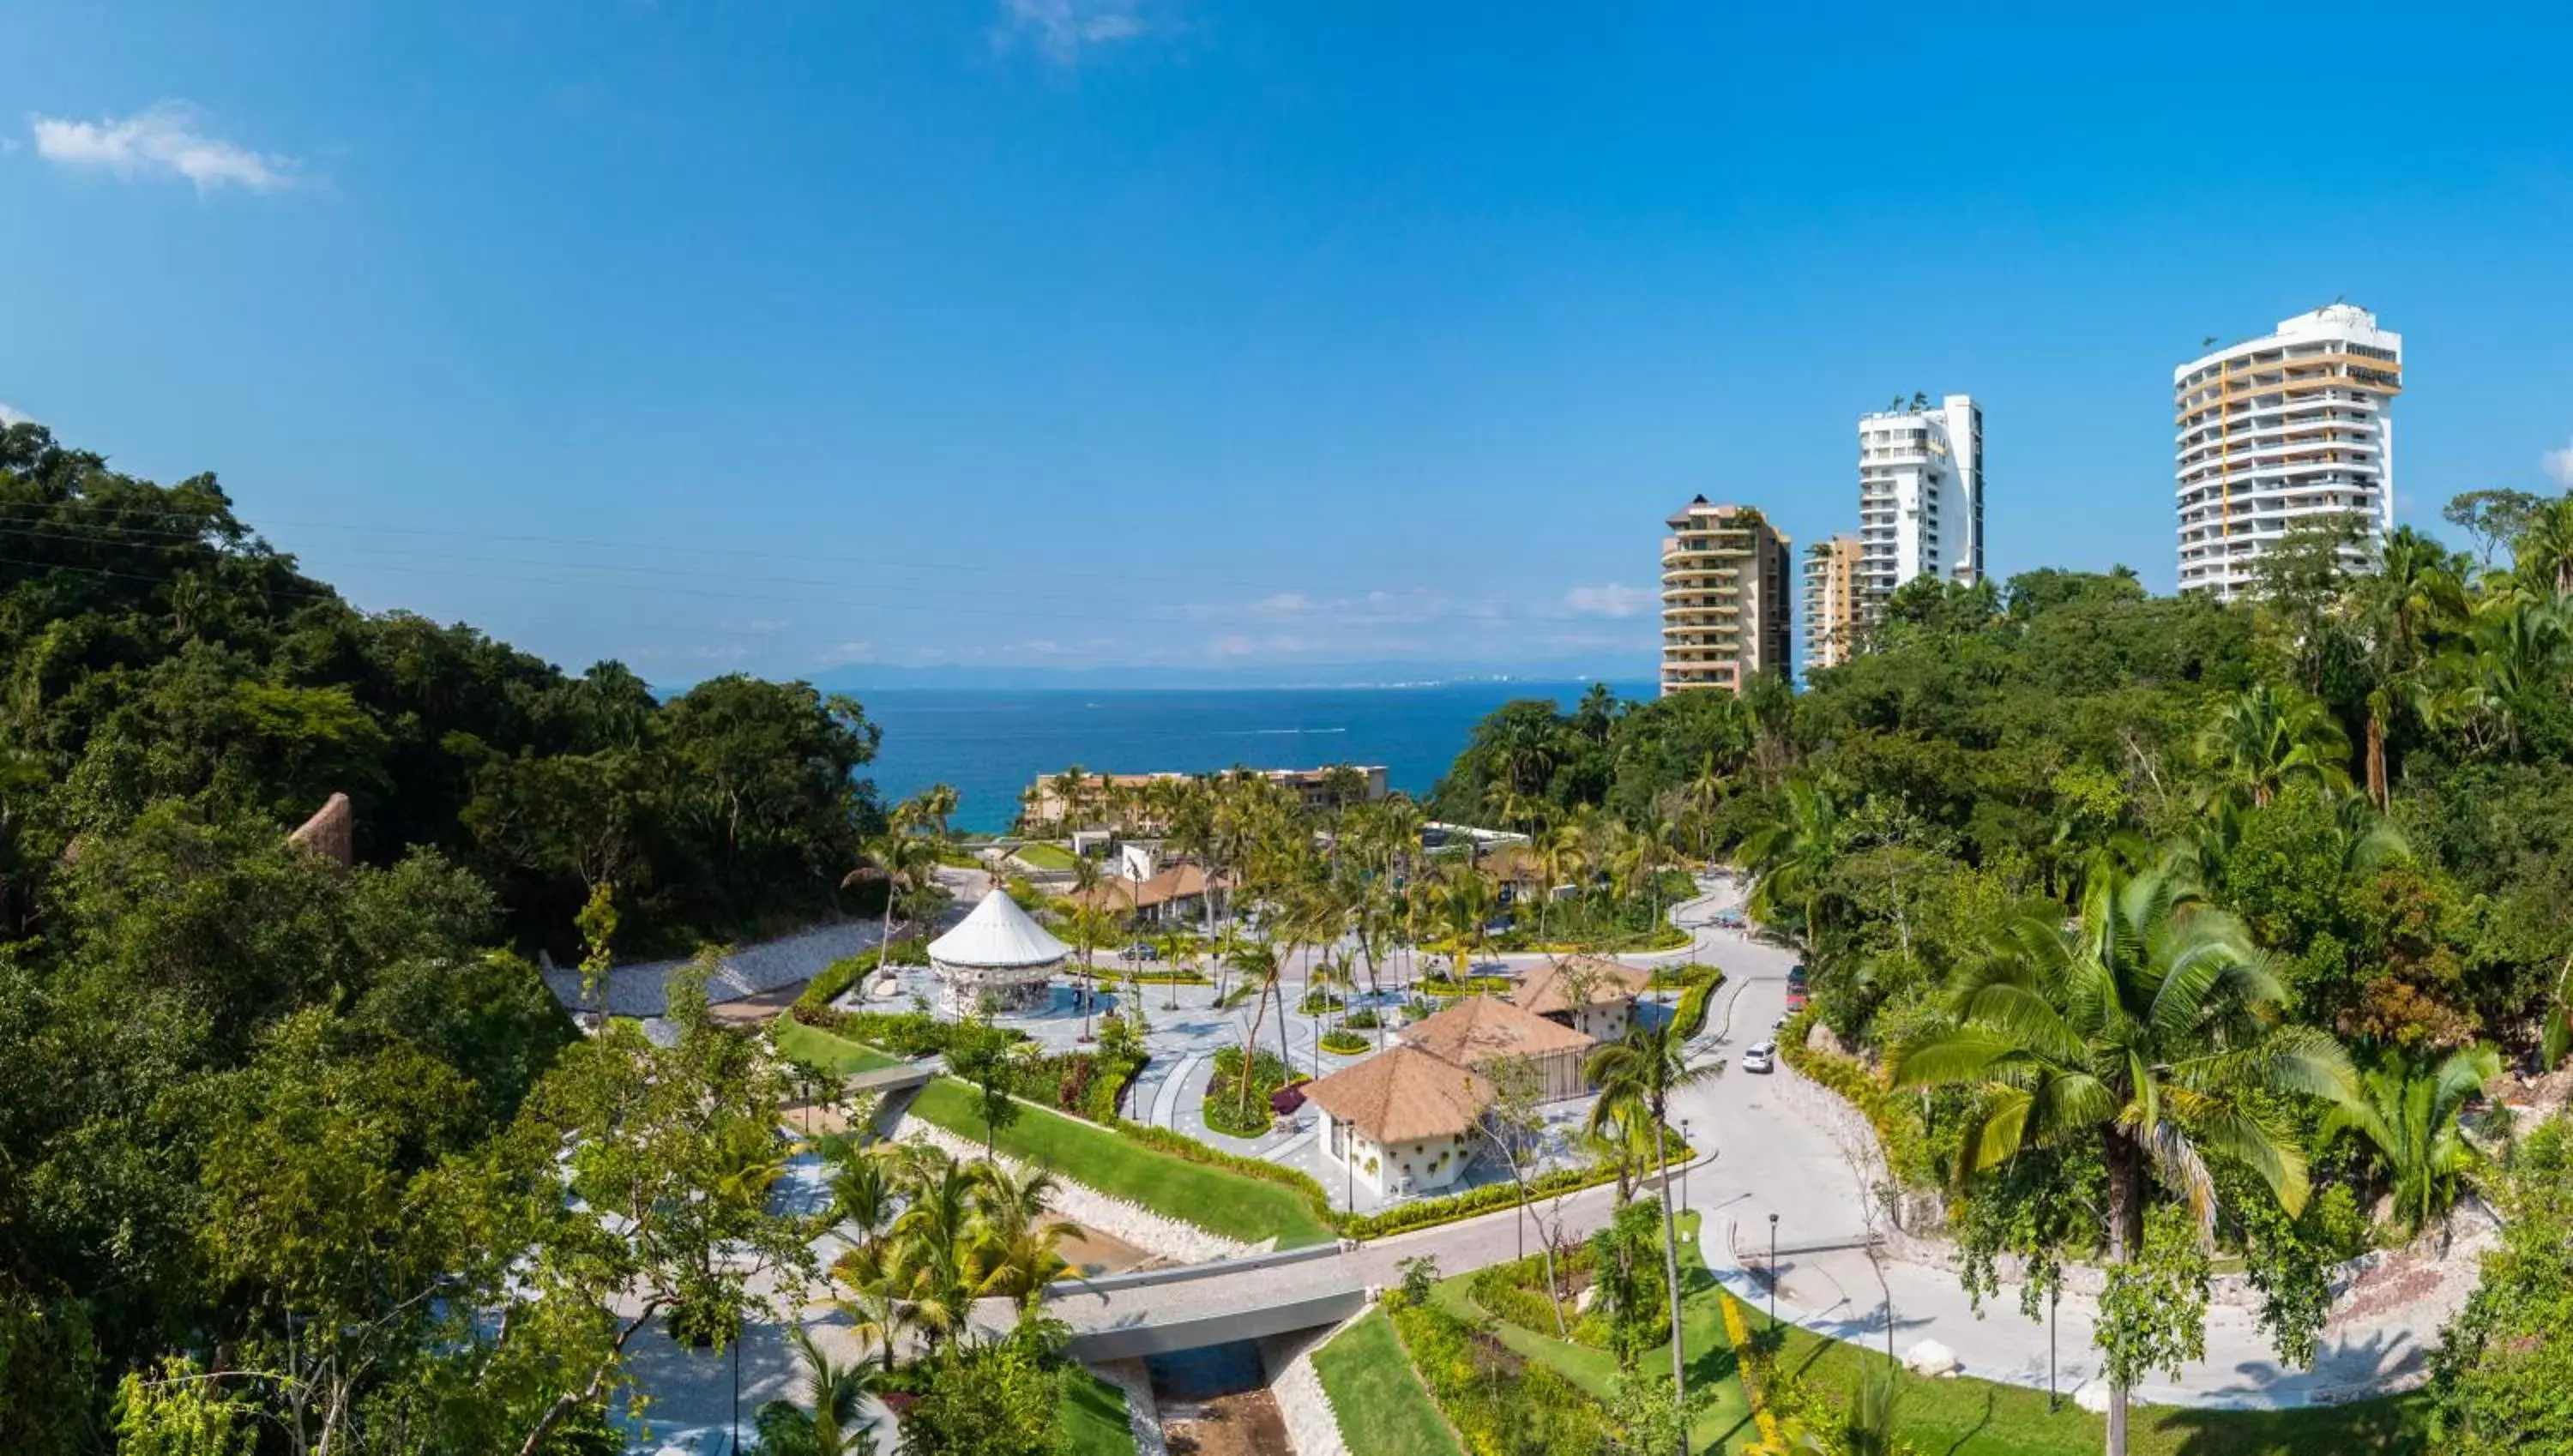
[1734, 779, 1842, 947]
[752, 1326, 877, 1456]
[2196, 682, 2352, 811]
[2322, 1044, 2503, 1237]
[1889, 863, 2353, 1456]
[1585, 1024, 1715, 1423]
[847, 833, 939, 985]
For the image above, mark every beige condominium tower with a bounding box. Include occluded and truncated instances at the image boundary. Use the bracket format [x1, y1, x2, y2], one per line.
[1659, 496, 1792, 695]
[1800, 533, 1864, 674]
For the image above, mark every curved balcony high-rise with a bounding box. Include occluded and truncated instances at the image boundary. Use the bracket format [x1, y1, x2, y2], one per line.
[2175, 304, 2402, 599]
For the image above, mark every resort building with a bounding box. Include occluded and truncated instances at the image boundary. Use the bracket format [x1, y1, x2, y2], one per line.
[1799, 533, 1864, 674]
[1065, 861, 1224, 925]
[2174, 304, 2403, 600]
[1399, 995, 1598, 1102]
[1020, 765, 1388, 831]
[925, 890, 1070, 1017]
[1659, 497, 1792, 696]
[1300, 1046, 1493, 1200]
[1509, 955, 1654, 1044]
[1856, 394, 1985, 620]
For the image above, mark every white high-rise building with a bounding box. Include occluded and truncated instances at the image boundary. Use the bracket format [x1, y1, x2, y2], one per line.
[1856, 394, 1984, 617]
[2174, 304, 2402, 599]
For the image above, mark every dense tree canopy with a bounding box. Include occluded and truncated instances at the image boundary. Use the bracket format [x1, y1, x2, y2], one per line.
[0, 421, 890, 1447]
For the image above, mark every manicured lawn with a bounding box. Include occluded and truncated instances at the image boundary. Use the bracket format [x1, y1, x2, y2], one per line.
[772, 1015, 900, 1074]
[1061, 1363, 1136, 1455]
[1431, 1211, 1759, 1452]
[1744, 1306, 2429, 1456]
[907, 1078, 1338, 1248]
[1312, 1309, 1462, 1456]
[1015, 842, 1081, 870]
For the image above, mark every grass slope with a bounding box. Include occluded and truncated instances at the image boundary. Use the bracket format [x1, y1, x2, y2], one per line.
[1429, 1210, 1758, 1452]
[1312, 1309, 1464, 1456]
[907, 1078, 1337, 1248]
[1746, 1307, 2429, 1456]
[1015, 842, 1081, 870]
[772, 1015, 901, 1074]
[1061, 1363, 1136, 1456]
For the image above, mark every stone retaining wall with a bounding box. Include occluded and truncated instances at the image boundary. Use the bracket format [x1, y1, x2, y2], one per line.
[1261, 1321, 1353, 1456]
[891, 1118, 1258, 1265]
[1089, 1358, 1170, 1456]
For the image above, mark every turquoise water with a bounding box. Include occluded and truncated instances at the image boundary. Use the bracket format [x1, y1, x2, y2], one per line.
[858, 682, 1646, 833]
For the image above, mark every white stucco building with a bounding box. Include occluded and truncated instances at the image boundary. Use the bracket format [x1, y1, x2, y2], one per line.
[1301, 1045, 1493, 1200]
[2174, 304, 2403, 599]
[1856, 394, 1984, 622]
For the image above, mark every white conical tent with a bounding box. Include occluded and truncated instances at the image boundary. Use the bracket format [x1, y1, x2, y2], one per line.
[928, 890, 1072, 967]
[926, 891, 1070, 1015]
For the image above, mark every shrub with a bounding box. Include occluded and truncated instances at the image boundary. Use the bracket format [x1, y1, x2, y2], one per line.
[1388, 1298, 1609, 1453]
[1648, 962, 1720, 990]
[792, 940, 933, 1013]
[1319, 1029, 1371, 1055]
[1417, 975, 1511, 998]
[1299, 989, 1347, 1014]
[1204, 1046, 1299, 1137]
[1342, 1008, 1382, 1030]
[1668, 972, 1723, 1040]
[1468, 1245, 1599, 1344]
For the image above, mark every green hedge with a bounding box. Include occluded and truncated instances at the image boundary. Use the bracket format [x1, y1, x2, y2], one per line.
[1104, 1117, 1340, 1224]
[1775, 1008, 1932, 1185]
[1416, 975, 1511, 998]
[1319, 1030, 1371, 1055]
[1668, 972, 1723, 1040]
[793, 940, 932, 1013]
[1648, 962, 1720, 990]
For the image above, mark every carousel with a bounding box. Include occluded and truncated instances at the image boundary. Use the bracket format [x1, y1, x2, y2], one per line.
[925, 889, 1071, 1018]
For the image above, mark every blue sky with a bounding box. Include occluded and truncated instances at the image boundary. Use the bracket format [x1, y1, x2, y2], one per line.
[4, 2, 2570, 682]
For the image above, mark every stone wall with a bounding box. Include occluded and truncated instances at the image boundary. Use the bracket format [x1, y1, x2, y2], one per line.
[1261, 1320, 1353, 1456]
[892, 1118, 1259, 1265]
[1089, 1358, 1169, 1456]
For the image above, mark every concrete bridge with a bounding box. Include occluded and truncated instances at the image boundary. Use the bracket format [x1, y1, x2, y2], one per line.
[1041, 1245, 1369, 1362]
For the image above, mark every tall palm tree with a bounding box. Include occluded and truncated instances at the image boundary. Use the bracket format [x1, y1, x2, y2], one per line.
[1226, 939, 1286, 1126]
[1733, 779, 1842, 948]
[966, 1162, 1075, 1309]
[1535, 820, 1586, 940]
[2358, 532, 2467, 806]
[846, 833, 939, 990]
[2196, 682, 2352, 811]
[2321, 1044, 2501, 1237]
[1585, 1024, 1717, 1428]
[1889, 862, 2353, 1456]
[1430, 860, 1493, 978]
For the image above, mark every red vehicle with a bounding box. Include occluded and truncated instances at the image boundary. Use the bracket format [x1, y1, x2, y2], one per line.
[1785, 984, 1808, 1012]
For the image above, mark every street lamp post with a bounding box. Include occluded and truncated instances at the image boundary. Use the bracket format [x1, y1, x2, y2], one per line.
[1768, 1212, 1780, 1326]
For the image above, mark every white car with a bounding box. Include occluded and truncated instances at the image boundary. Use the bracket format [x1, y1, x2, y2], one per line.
[1742, 1042, 1776, 1074]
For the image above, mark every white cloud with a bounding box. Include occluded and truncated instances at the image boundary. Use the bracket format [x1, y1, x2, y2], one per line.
[30, 102, 300, 193]
[0, 403, 33, 427]
[997, 0, 1150, 63]
[1213, 634, 1258, 658]
[2545, 437, 2573, 490]
[1250, 593, 1308, 616]
[1563, 583, 1653, 619]
[817, 640, 876, 666]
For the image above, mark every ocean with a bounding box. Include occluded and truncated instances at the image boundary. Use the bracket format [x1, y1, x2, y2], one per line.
[856, 682, 1648, 833]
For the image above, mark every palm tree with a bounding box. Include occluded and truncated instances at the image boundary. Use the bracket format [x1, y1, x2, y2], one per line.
[1048, 765, 1093, 833]
[966, 1161, 1075, 1309]
[1063, 902, 1122, 1043]
[1889, 862, 2353, 1456]
[2357, 532, 2467, 806]
[1430, 860, 1493, 978]
[1734, 779, 1842, 948]
[1584, 1024, 1716, 1424]
[1534, 820, 1585, 941]
[846, 833, 939, 991]
[1226, 939, 1286, 1127]
[2197, 682, 2352, 810]
[757, 1326, 875, 1456]
[2322, 1044, 2502, 1237]
[826, 1141, 901, 1250]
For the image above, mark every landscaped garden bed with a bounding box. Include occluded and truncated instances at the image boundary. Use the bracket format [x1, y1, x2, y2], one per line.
[1202, 1045, 1301, 1137]
[1318, 1028, 1371, 1055]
